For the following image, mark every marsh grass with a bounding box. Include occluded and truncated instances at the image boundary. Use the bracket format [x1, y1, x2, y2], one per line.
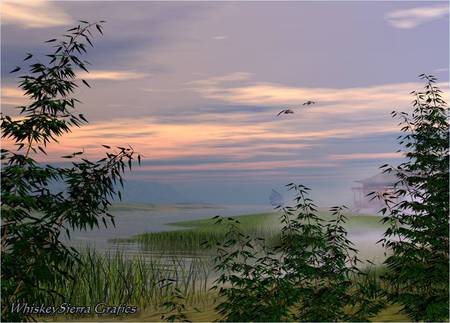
[44, 214, 402, 322]
[48, 249, 214, 313]
[111, 212, 280, 254]
[115, 211, 384, 255]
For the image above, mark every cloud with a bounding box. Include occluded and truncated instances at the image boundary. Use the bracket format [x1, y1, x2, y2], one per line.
[188, 73, 449, 118]
[1, 116, 398, 165]
[212, 35, 228, 40]
[327, 152, 402, 161]
[2, 87, 23, 98]
[434, 67, 449, 73]
[1, 0, 72, 28]
[190, 74, 416, 105]
[385, 5, 449, 29]
[187, 72, 253, 87]
[1, 86, 27, 106]
[79, 70, 148, 81]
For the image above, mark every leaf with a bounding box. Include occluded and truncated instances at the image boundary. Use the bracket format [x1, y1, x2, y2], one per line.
[38, 146, 47, 155]
[96, 24, 103, 35]
[85, 36, 93, 47]
[9, 66, 20, 73]
[45, 39, 57, 43]
[79, 114, 88, 122]
[81, 79, 91, 88]
[24, 53, 33, 61]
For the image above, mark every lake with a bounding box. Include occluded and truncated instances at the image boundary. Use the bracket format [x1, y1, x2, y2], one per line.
[64, 203, 387, 264]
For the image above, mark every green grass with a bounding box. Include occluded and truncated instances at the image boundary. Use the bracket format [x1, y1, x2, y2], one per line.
[165, 210, 384, 232]
[167, 211, 278, 228]
[116, 211, 385, 255]
[46, 258, 408, 322]
[114, 212, 280, 254]
[43, 249, 213, 319]
[60, 302, 409, 322]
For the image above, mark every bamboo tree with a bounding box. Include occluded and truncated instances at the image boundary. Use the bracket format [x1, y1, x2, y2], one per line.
[211, 184, 383, 322]
[1, 21, 141, 321]
[373, 74, 449, 321]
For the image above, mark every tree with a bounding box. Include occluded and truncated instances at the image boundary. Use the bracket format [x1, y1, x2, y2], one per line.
[373, 74, 449, 321]
[1, 21, 141, 321]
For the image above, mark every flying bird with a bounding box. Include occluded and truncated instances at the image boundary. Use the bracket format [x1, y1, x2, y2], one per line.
[277, 109, 294, 116]
[276, 101, 317, 116]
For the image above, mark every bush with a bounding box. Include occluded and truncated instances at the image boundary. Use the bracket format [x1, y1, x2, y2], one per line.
[211, 184, 384, 322]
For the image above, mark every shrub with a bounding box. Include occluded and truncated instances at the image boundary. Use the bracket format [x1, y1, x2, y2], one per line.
[211, 184, 383, 322]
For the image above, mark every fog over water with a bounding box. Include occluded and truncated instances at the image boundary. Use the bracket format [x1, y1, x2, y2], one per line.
[65, 204, 272, 250]
[65, 203, 386, 264]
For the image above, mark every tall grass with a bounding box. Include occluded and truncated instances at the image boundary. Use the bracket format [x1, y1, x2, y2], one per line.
[49, 249, 214, 311]
[115, 213, 281, 253]
[115, 211, 384, 255]
[128, 226, 281, 254]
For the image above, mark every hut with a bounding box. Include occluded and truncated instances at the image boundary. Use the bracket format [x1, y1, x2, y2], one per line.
[351, 172, 399, 213]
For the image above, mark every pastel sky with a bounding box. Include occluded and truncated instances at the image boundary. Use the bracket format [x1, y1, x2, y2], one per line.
[1, 1, 449, 205]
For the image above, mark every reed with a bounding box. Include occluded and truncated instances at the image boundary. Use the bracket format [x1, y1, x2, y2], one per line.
[49, 249, 214, 311]
[118, 211, 383, 255]
[116, 213, 282, 253]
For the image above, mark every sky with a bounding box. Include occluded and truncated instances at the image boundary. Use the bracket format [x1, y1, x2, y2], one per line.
[1, 1, 449, 206]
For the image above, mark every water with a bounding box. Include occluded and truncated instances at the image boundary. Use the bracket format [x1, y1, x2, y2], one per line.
[64, 204, 272, 254]
[64, 203, 387, 265]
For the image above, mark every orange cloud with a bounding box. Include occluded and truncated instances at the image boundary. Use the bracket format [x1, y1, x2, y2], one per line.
[79, 70, 148, 81]
[2, 116, 399, 167]
[1, 0, 72, 28]
[189, 74, 449, 118]
[1, 86, 28, 106]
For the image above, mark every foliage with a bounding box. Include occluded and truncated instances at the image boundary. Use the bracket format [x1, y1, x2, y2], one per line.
[211, 216, 292, 322]
[211, 184, 384, 322]
[373, 74, 449, 321]
[1, 21, 140, 321]
[161, 287, 192, 322]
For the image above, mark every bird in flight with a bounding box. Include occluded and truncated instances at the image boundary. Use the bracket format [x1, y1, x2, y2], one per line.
[277, 109, 294, 116]
[276, 100, 317, 116]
